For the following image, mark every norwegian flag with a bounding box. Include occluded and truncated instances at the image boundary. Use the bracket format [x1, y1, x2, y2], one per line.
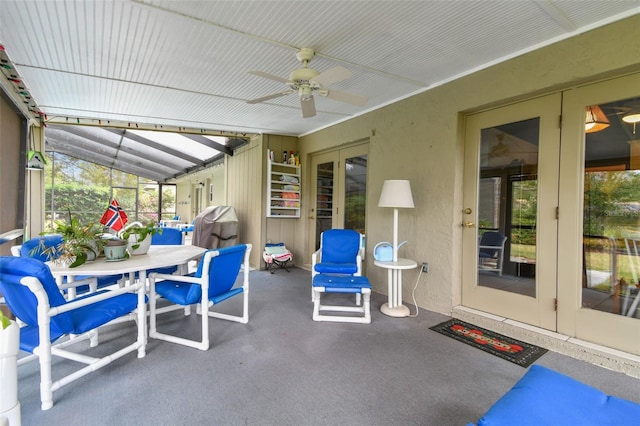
[100, 198, 128, 231]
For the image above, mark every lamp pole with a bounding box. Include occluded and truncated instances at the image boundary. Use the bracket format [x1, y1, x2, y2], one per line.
[393, 207, 399, 262]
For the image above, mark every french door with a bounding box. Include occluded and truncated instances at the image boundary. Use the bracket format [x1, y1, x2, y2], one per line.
[557, 74, 640, 354]
[309, 143, 368, 252]
[463, 74, 640, 355]
[462, 93, 561, 330]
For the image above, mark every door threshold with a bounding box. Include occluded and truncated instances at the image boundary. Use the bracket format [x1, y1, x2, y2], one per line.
[453, 305, 640, 379]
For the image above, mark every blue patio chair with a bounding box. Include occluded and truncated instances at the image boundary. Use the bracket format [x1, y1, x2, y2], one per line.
[311, 229, 370, 323]
[478, 231, 508, 276]
[0, 256, 147, 410]
[151, 227, 184, 245]
[312, 229, 364, 278]
[148, 244, 251, 350]
[149, 227, 184, 275]
[179, 219, 196, 234]
[14, 235, 123, 295]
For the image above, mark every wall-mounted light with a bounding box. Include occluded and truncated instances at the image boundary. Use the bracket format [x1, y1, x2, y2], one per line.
[585, 105, 610, 133]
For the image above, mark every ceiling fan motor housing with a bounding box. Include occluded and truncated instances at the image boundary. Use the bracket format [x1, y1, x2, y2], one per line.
[289, 67, 319, 87]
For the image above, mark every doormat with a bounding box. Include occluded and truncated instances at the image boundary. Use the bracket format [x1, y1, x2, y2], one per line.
[429, 319, 548, 367]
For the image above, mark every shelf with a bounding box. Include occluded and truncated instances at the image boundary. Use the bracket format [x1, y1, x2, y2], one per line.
[267, 153, 300, 218]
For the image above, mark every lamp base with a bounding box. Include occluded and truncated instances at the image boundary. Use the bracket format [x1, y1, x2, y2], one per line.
[380, 303, 410, 318]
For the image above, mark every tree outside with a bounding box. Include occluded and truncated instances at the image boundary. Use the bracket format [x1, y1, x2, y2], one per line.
[44, 152, 176, 230]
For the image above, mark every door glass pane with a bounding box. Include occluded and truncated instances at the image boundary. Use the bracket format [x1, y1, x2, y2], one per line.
[478, 118, 539, 296]
[316, 161, 334, 250]
[582, 96, 640, 319]
[344, 154, 367, 234]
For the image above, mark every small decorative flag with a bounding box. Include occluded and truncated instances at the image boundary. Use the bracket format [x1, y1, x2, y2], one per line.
[100, 198, 128, 231]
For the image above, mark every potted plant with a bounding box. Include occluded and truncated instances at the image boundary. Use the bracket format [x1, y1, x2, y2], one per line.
[39, 211, 104, 267]
[120, 222, 161, 255]
[103, 237, 128, 261]
[0, 306, 21, 423]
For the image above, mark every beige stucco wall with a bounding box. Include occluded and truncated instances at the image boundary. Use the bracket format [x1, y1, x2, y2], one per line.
[295, 15, 640, 316]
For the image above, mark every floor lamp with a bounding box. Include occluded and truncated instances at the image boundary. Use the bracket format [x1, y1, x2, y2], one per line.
[378, 180, 415, 261]
[377, 180, 416, 317]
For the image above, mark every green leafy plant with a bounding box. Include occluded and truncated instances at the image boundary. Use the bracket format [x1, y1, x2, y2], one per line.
[0, 306, 13, 329]
[120, 222, 162, 250]
[39, 209, 104, 267]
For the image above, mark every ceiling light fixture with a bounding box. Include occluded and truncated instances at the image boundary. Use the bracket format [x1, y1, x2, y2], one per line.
[622, 112, 640, 135]
[299, 86, 313, 102]
[585, 105, 610, 133]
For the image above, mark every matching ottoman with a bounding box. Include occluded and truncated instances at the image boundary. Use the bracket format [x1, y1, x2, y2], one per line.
[312, 274, 372, 324]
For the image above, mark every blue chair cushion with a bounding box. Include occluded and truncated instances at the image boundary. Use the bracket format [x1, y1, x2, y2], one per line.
[155, 245, 247, 306]
[479, 232, 504, 258]
[313, 274, 371, 293]
[1, 256, 143, 353]
[20, 235, 63, 261]
[0, 257, 72, 330]
[151, 227, 183, 245]
[472, 364, 640, 426]
[18, 290, 142, 352]
[319, 229, 360, 264]
[155, 280, 203, 305]
[314, 262, 358, 274]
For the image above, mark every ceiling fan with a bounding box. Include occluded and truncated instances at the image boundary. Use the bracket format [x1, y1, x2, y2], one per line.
[246, 48, 367, 118]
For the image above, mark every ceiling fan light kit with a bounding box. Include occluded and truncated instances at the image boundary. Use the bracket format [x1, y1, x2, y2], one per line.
[622, 113, 640, 124]
[247, 48, 368, 118]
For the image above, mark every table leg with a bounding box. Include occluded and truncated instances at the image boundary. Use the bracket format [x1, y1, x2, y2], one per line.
[137, 270, 147, 358]
[381, 268, 410, 318]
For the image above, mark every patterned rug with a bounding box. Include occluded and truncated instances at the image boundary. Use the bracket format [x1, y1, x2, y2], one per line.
[430, 319, 548, 367]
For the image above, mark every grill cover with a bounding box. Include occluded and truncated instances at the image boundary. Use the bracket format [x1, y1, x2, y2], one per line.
[192, 206, 239, 249]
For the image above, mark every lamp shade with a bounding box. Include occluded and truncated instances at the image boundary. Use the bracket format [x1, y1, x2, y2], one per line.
[585, 105, 610, 133]
[378, 180, 415, 208]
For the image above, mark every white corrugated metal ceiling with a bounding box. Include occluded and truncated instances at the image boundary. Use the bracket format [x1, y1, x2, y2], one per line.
[1, 1, 639, 180]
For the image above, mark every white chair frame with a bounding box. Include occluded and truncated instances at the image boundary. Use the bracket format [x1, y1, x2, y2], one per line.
[148, 244, 251, 351]
[16, 277, 146, 410]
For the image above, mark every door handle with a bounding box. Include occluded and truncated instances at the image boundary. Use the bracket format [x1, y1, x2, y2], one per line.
[462, 222, 475, 228]
[309, 216, 315, 219]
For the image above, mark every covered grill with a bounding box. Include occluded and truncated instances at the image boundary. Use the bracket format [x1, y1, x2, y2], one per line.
[192, 206, 239, 249]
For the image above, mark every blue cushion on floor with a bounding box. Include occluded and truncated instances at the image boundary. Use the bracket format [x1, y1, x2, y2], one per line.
[473, 364, 640, 426]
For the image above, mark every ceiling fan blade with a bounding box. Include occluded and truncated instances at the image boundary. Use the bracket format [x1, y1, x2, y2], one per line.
[311, 66, 352, 87]
[246, 89, 294, 104]
[300, 96, 316, 118]
[321, 89, 368, 106]
[248, 70, 292, 84]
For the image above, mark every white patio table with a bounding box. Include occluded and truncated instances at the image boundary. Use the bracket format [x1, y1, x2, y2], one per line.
[48, 245, 206, 287]
[47, 245, 207, 349]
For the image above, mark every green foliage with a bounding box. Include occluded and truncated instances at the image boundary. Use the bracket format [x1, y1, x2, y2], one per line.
[344, 194, 366, 232]
[121, 222, 162, 250]
[44, 151, 178, 227]
[40, 211, 104, 267]
[0, 310, 11, 330]
[583, 171, 640, 238]
[45, 183, 110, 227]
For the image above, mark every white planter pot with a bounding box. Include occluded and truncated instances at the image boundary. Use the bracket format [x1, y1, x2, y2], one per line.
[0, 320, 21, 425]
[86, 239, 101, 262]
[128, 234, 152, 255]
